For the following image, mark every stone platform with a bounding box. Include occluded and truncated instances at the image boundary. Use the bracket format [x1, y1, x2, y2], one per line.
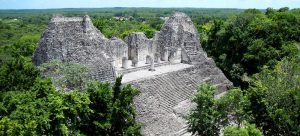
[121, 63, 193, 83]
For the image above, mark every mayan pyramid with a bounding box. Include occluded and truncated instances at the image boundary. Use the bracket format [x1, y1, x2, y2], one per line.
[33, 12, 232, 135]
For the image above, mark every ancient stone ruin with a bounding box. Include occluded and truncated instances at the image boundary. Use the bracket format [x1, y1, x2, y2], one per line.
[33, 12, 232, 135]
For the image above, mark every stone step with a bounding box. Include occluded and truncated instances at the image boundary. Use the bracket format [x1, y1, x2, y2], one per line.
[130, 63, 232, 134]
[149, 76, 198, 113]
[174, 125, 189, 136]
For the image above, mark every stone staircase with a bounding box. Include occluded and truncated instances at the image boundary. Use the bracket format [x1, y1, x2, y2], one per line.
[174, 125, 189, 136]
[129, 59, 233, 135]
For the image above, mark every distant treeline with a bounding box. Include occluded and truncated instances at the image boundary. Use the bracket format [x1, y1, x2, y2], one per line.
[0, 8, 243, 45]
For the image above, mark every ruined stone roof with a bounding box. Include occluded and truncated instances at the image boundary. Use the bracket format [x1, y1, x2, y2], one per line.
[155, 12, 204, 64]
[163, 12, 198, 34]
[33, 15, 115, 82]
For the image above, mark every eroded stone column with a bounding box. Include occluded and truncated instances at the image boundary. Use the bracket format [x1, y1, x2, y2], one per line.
[122, 57, 129, 69]
[161, 47, 169, 61]
[154, 53, 161, 63]
[146, 55, 151, 64]
[149, 56, 155, 71]
[132, 58, 140, 67]
[127, 60, 132, 67]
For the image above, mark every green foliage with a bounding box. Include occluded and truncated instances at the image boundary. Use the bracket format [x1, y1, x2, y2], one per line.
[244, 57, 300, 135]
[187, 85, 250, 135]
[111, 77, 141, 135]
[0, 78, 92, 135]
[93, 18, 158, 38]
[38, 60, 90, 91]
[188, 85, 251, 136]
[224, 122, 263, 136]
[217, 88, 249, 127]
[0, 56, 40, 92]
[0, 19, 45, 47]
[189, 56, 300, 136]
[204, 8, 300, 87]
[0, 77, 141, 135]
[2, 7, 299, 136]
[188, 84, 227, 136]
[84, 81, 113, 135]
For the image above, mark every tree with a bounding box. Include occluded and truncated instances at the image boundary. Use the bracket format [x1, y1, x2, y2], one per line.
[0, 56, 40, 92]
[203, 8, 300, 87]
[187, 84, 226, 136]
[245, 56, 300, 135]
[110, 76, 141, 135]
[38, 60, 90, 91]
[0, 76, 141, 135]
[224, 122, 263, 136]
[83, 81, 113, 135]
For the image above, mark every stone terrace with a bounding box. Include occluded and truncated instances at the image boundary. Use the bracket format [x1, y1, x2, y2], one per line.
[129, 58, 232, 135]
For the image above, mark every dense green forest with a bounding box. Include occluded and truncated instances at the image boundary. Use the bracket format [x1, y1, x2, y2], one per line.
[0, 8, 299, 135]
[189, 7, 300, 136]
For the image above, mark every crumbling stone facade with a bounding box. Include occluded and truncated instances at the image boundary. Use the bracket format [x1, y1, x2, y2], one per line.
[124, 32, 153, 62]
[106, 37, 128, 67]
[33, 15, 116, 82]
[33, 12, 232, 135]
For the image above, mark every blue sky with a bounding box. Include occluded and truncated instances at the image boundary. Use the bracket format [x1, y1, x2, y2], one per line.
[0, 0, 300, 9]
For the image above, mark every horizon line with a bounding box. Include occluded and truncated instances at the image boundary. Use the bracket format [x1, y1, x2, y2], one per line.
[1, 7, 294, 11]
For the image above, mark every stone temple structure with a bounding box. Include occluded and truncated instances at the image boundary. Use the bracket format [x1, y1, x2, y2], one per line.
[33, 12, 232, 135]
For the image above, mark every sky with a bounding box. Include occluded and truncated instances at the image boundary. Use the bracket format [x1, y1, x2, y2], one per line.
[0, 0, 300, 9]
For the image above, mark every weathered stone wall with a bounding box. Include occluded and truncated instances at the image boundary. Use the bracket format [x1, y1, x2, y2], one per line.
[124, 32, 153, 62]
[106, 37, 128, 67]
[33, 15, 116, 82]
[154, 12, 203, 64]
